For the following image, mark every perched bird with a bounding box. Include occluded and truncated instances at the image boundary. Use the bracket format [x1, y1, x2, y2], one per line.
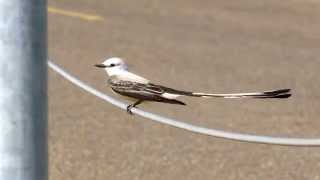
[95, 57, 291, 114]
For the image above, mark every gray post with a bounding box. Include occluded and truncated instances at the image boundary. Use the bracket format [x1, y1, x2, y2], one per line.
[0, 0, 47, 180]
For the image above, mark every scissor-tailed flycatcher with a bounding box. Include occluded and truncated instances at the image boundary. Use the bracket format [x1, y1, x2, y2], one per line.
[95, 57, 291, 114]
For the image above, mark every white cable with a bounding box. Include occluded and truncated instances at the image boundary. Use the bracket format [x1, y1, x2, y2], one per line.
[48, 60, 320, 146]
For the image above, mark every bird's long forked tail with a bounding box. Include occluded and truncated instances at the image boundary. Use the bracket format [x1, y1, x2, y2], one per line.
[191, 88, 291, 99]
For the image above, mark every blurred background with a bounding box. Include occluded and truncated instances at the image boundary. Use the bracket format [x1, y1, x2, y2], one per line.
[48, 0, 320, 179]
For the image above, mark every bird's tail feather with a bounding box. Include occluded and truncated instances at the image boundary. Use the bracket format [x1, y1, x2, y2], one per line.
[187, 89, 291, 99]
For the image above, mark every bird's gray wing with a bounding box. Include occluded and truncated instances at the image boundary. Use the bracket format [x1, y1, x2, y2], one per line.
[107, 76, 186, 104]
[109, 80, 162, 93]
[107, 79, 186, 105]
[108, 79, 165, 98]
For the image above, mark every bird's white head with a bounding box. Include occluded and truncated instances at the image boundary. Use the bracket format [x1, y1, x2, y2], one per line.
[95, 57, 128, 76]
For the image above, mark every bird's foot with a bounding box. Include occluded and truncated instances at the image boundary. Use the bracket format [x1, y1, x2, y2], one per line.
[126, 104, 134, 115]
[126, 100, 143, 115]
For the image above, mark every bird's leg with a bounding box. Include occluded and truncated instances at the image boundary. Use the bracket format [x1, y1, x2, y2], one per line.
[126, 100, 144, 115]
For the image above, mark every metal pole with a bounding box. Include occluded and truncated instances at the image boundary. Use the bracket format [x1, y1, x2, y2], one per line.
[0, 0, 47, 180]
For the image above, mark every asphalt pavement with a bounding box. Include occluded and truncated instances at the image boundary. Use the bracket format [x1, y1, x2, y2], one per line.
[48, 0, 320, 179]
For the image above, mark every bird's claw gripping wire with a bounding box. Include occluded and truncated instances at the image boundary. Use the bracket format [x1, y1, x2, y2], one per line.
[126, 100, 143, 115]
[126, 104, 134, 115]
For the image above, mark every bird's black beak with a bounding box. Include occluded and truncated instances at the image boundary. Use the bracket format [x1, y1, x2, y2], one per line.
[94, 64, 107, 68]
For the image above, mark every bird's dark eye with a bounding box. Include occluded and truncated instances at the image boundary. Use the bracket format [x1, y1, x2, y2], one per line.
[110, 63, 115, 67]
